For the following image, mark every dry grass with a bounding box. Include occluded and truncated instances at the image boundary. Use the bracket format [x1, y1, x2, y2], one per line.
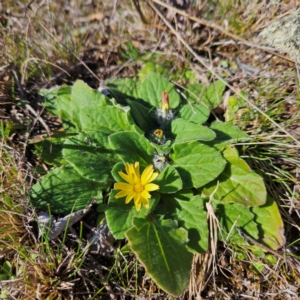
[1, 0, 300, 299]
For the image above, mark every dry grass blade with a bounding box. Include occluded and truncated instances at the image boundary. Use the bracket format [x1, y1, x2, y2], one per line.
[151, 0, 297, 64]
[147, 0, 300, 146]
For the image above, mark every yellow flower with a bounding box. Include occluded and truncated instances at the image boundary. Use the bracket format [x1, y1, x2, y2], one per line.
[114, 162, 160, 211]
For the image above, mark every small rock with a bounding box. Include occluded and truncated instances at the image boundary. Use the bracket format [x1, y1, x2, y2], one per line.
[258, 8, 300, 58]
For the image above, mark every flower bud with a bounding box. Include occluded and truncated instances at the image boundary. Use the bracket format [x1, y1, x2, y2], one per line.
[161, 91, 170, 111]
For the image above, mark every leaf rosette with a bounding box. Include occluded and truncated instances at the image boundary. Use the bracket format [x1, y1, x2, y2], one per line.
[31, 73, 284, 296]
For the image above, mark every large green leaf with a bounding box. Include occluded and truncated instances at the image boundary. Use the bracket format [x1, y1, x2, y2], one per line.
[201, 80, 226, 109]
[63, 131, 119, 183]
[171, 119, 216, 143]
[34, 133, 72, 166]
[175, 195, 208, 253]
[170, 141, 226, 188]
[184, 80, 226, 109]
[203, 147, 266, 207]
[207, 121, 249, 150]
[157, 192, 208, 253]
[39, 85, 70, 116]
[108, 131, 154, 168]
[41, 80, 112, 133]
[106, 78, 138, 104]
[29, 165, 105, 214]
[137, 73, 180, 108]
[40, 86, 78, 133]
[69, 80, 111, 131]
[126, 218, 193, 296]
[79, 105, 137, 133]
[71, 80, 108, 108]
[179, 103, 210, 125]
[251, 197, 285, 250]
[184, 83, 205, 104]
[126, 99, 155, 133]
[106, 190, 160, 239]
[155, 164, 182, 193]
[212, 199, 259, 245]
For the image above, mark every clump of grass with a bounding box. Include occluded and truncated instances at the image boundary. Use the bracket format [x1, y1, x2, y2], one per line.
[0, 145, 32, 255]
[14, 243, 86, 299]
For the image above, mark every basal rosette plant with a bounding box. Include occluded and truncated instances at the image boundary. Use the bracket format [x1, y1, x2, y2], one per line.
[30, 73, 285, 296]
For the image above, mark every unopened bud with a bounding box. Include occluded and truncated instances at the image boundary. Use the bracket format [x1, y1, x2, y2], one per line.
[162, 91, 170, 111]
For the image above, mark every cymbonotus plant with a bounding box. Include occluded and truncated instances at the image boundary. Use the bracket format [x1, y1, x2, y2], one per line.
[30, 72, 285, 296]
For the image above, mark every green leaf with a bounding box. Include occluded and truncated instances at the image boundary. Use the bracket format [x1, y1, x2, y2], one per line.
[251, 196, 285, 250]
[184, 80, 226, 109]
[155, 164, 182, 193]
[171, 119, 216, 143]
[224, 96, 240, 122]
[126, 218, 193, 296]
[202, 80, 226, 109]
[106, 78, 137, 104]
[207, 121, 249, 150]
[179, 103, 210, 125]
[175, 195, 208, 253]
[106, 190, 160, 239]
[71, 80, 108, 108]
[138, 61, 170, 80]
[40, 86, 78, 133]
[109, 131, 154, 168]
[55, 86, 80, 133]
[157, 190, 194, 216]
[41, 81, 111, 133]
[138, 73, 180, 108]
[184, 83, 205, 104]
[29, 165, 105, 214]
[69, 80, 110, 131]
[34, 134, 69, 166]
[111, 162, 127, 182]
[157, 192, 208, 253]
[212, 199, 259, 245]
[251, 261, 265, 273]
[39, 85, 70, 116]
[79, 105, 137, 133]
[170, 141, 226, 188]
[126, 99, 155, 133]
[63, 131, 119, 183]
[203, 146, 266, 207]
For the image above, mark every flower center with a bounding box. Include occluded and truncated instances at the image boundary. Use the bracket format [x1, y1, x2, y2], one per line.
[154, 129, 164, 138]
[134, 183, 144, 193]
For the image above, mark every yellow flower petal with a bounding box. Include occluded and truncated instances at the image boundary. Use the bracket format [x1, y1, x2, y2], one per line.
[148, 172, 159, 183]
[115, 190, 130, 198]
[125, 192, 135, 204]
[144, 183, 160, 192]
[114, 182, 133, 192]
[118, 171, 134, 184]
[134, 194, 142, 211]
[133, 161, 140, 178]
[141, 189, 151, 200]
[141, 164, 155, 184]
[139, 196, 149, 209]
